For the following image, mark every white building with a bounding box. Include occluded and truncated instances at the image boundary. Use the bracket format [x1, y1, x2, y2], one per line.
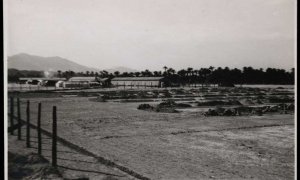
[111, 77, 166, 87]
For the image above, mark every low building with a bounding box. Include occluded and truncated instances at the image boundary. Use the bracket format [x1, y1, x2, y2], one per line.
[61, 81, 90, 88]
[111, 77, 166, 87]
[55, 81, 65, 88]
[98, 78, 110, 87]
[68, 77, 100, 87]
[19, 78, 66, 86]
[69, 77, 97, 82]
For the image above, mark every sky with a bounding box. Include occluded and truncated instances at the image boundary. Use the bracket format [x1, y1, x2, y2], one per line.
[6, 0, 296, 71]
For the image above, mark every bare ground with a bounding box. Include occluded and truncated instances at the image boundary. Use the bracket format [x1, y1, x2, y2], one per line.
[8, 87, 295, 179]
[8, 126, 134, 180]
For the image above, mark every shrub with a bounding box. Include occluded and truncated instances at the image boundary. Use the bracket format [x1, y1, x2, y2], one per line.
[176, 103, 192, 108]
[137, 104, 154, 110]
[158, 99, 176, 107]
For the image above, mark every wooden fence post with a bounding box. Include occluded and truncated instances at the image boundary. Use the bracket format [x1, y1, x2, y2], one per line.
[37, 103, 42, 155]
[52, 106, 57, 167]
[26, 100, 30, 148]
[10, 97, 14, 135]
[17, 98, 21, 140]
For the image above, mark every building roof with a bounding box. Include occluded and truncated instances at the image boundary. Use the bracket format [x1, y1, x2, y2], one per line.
[97, 77, 109, 82]
[111, 77, 164, 81]
[63, 81, 89, 84]
[55, 81, 64, 83]
[69, 77, 97, 81]
[19, 77, 66, 81]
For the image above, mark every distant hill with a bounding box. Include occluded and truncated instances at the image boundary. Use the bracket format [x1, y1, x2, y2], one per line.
[7, 53, 100, 72]
[104, 66, 139, 73]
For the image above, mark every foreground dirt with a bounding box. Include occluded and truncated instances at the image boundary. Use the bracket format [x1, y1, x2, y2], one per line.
[8, 89, 295, 179]
[8, 126, 133, 180]
[8, 151, 63, 180]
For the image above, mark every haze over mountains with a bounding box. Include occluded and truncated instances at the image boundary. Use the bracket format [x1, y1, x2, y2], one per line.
[104, 66, 138, 73]
[7, 53, 138, 73]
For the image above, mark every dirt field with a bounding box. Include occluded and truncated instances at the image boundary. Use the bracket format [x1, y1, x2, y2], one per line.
[8, 86, 295, 180]
[8, 127, 132, 180]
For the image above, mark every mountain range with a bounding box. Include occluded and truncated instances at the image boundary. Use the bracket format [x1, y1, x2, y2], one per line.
[7, 53, 138, 73]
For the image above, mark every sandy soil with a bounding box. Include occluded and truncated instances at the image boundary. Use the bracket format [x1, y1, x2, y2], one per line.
[8, 151, 63, 180]
[8, 125, 133, 180]
[8, 86, 295, 180]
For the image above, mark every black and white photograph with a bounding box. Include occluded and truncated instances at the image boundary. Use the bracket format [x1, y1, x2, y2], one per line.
[4, 0, 296, 179]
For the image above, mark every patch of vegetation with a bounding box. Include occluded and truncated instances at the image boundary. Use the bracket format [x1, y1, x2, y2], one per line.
[137, 104, 155, 110]
[204, 103, 294, 116]
[120, 99, 155, 103]
[137, 100, 187, 113]
[203, 94, 227, 97]
[198, 100, 242, 106]
[157, 99, 177, 108]
[268, 96, 294, 103]
[176, 103, 192, 108]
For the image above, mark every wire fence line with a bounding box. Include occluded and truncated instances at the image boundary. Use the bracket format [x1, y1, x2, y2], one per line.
[7, 83, 218, 92]
[7, 97, 150, 180]
[8, 97, 58, 167]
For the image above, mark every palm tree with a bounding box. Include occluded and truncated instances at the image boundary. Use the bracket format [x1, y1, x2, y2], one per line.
[90, 71, 95, 76]
[177, 69, 186, 77]
[187, 67, 193, 76]
[57, 70, 62, 78]
[114, 71, 120, 77]
[167, 68, 176, 75]
[77, 72, 84, 76]
[101, 70, 109, 78]
[122, 72, 129, 77]
[158, 71, 162, 76]
[134, 72, 141, 77]
[144, 69, 152, 77]
[70, 71, 75, 77]
[129, 72, 134, 77]
[85, 71, 90, 76]
[163, 66, 168, 73]
[141, 70, 147, 77]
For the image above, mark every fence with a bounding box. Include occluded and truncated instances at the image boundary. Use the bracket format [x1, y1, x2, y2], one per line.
[7, 97, 150, 180]
[8, 83, 219, 92]
[8, 84, 57, 91]
[8, 97, 58, 167]
[7, 83, 103, 92]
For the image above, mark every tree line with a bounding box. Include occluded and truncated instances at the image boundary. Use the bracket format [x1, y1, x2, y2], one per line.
[8, 66, 294, 85]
